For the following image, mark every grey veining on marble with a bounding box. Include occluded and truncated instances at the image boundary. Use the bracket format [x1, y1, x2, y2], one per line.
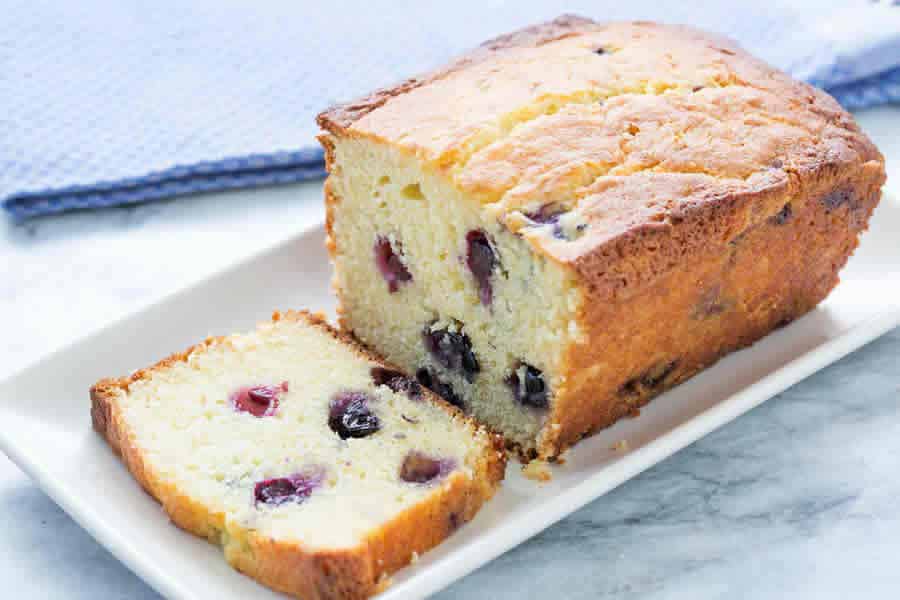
[1, 107, 898, 599]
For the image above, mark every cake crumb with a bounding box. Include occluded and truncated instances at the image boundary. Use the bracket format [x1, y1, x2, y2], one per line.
[611, 439, 629, 452]
[522, 459, 553, 482]
[410, 551, 419, 564]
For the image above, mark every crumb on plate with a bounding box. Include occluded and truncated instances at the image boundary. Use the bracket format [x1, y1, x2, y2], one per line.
[611, 439, 629, 452]
[522, 459, 553, 482]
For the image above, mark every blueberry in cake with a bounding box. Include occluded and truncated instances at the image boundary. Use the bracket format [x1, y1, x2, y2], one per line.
[318, 16, 886, 459]
[91, 311, 505, 599]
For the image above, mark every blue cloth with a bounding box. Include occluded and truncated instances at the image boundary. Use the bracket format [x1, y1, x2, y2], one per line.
[4, 1, 900, 220]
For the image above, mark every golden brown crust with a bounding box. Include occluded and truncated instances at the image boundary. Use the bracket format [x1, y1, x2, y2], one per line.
[90, 310, 505, 600]
[317, 14, 597, 134]
[320, 17, 879, 174]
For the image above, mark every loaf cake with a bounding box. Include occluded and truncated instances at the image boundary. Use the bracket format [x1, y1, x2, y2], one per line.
[90, 311, 505, 600]
[318, 16, 886, 459]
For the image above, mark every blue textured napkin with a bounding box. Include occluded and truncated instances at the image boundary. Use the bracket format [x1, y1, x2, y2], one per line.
[4, 1, 900, 220]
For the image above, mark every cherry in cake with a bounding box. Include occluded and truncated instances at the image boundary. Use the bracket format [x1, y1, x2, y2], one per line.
[370, 366, 422, 399]
[254, 468, 324, 506]
[374, 235, 412, 293]
[231, 382, 287, 417]
[422, 323, 480, 382]
[415, 367, 465, 409]
[328, 390, 380, 439]
[465, 230, 498, 306]
[506, 363, 548, 410]
[399, 451, 456, 484]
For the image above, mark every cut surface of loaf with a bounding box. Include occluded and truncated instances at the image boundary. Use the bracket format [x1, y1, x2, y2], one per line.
[90, 311, 505, 600]
[318, 16, 886, 459]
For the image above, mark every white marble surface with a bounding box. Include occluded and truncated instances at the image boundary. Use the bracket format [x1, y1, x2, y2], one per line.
[1, 106, 898, 599]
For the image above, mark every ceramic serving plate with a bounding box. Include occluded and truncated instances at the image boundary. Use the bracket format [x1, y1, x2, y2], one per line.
[1, 191, 898, 600]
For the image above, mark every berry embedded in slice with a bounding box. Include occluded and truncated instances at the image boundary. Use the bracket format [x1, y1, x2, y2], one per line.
[769, 203, 793, 225]
[253, 468, 325, 507]
[328, 391, 381, 439]
[506, 364, 548, 409]
[465, 230, 498, 306]
[422, 324, 480, 382]
[399, 451, 455, 484]
[370, 366, 422, 400]
[415, 368, 465, 410]
[523, 205, 574, 240]
[374, 236, 413, 293]
[524, 204, 565, 225]
[231, 382, 288, 417]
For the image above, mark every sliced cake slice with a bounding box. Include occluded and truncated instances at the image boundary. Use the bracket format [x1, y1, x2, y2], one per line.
[90, 310, 505, 600]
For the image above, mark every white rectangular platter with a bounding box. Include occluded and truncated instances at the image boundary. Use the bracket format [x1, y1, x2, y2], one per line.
[1, 192, 898, 600]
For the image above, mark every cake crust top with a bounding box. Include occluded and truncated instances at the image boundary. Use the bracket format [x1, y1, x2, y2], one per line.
[318, 16, 884, 296]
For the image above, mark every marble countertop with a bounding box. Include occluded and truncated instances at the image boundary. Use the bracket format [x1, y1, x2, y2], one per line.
[1, 107, 898, 599]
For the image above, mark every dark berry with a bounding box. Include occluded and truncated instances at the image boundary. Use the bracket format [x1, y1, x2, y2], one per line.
[253, 469, 323, 507]
[416, 368, 465, 409]
[422, 324, 479, 382]
[370, 366, 422, 400]
[329, 391, 380, 439]
[822, 188, 854, 210]
[524, 204, 565, 225]
[415, 368, 431, 386]
[769, 203, 792, 225]
[374, 236, 412, 293]
[507, 364, 549, 409]
[465, 230, 498, 306]
[523, 205, 569, 239]
[399, 451, 454, 484]
[254, 478, 295, 505]
[231, 382, 287, 417]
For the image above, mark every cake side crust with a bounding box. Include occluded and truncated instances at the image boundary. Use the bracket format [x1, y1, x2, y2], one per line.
[540, 160, 885, 457]
[90, 310, 505, 600]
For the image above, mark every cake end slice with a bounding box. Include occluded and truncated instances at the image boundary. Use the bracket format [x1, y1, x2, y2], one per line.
[91, 310, 505, 600]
